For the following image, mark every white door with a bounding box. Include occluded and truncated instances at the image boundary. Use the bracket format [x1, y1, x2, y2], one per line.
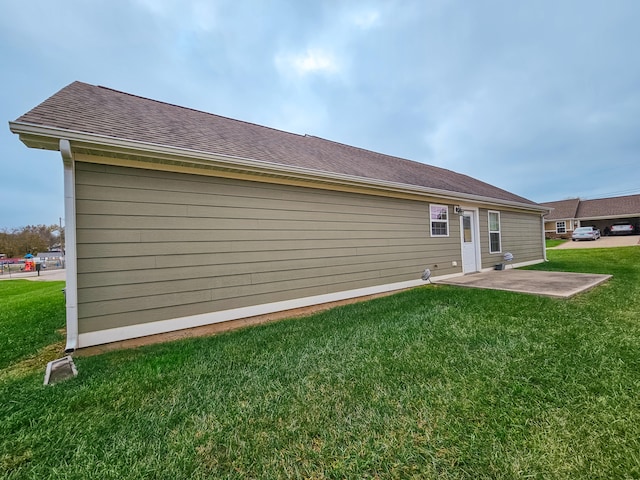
[461, 211, 479, 273]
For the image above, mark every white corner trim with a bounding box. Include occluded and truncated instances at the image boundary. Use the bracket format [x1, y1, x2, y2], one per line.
[77, 278, 435, 348]
[541, 214, 548, 262]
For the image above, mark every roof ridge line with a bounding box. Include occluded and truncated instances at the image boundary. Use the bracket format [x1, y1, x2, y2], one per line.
[581, 193, 640, 201]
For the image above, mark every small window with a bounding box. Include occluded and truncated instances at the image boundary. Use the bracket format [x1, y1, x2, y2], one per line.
[430, 204, 449, 237]
[462, 215, 472, 243]
[488, 211, 501, 253]
[556, 221, 566, 234]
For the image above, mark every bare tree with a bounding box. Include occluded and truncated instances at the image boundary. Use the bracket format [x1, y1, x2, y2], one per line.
[0, 224, 63, 258]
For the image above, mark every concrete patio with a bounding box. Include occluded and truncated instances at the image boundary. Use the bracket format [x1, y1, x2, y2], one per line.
[436, 269, 612, 298]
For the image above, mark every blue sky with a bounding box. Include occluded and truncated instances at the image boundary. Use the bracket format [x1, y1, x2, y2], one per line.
[2, 0, 639, 228]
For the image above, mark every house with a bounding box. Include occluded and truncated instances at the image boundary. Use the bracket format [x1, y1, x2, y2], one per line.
[542, 195, 640, 238]
[541, 198, 581, 238]
[10, 82, 549, 351]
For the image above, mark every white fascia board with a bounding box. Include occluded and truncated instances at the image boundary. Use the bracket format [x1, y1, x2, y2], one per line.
[577, 214, 640, 221]
[9, 121, 549, 214]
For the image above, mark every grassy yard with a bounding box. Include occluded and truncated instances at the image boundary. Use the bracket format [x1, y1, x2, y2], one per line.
[1, 247, 639, 479]
[545, 238, 567, 248]
[0, 280, 65, 370]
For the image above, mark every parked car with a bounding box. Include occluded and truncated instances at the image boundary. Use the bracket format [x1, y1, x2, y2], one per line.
[609, 222, 634, 236]
[572, 226, 601, 241]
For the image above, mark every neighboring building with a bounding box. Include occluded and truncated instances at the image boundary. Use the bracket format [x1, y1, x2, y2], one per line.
[542, 195, 640, 238]
[541, 198, 581, 239]
[10, 82, 548, 350]
[36, 251, 65, 267]
[36, 251, 63, 259]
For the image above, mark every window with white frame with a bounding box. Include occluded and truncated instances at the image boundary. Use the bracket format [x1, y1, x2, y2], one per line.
[556, 221, 566, 234]
[430, 204, 449, 237]
[488, 211, 501, 253]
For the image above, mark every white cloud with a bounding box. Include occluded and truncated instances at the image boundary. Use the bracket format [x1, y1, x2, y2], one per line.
[3, 0, 640, 226]
[293, 49, 337, 74]
[275, 48, 340, 77]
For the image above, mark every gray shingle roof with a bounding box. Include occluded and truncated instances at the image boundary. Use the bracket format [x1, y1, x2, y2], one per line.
[540, 198, 580, 220]
[14, 81, 539, 206]
[542, 195, 640, 220]
[577, 195, 640, 218]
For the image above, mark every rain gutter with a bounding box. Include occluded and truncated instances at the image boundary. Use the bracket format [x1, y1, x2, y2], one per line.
[9, 121, 550, 214]
[59, 139, 78, 352]
[541, 212, 548, 262]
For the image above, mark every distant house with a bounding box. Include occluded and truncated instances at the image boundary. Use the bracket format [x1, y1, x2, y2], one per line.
[541, 198, 582, 238]
[10, 81, 548, 351]
[36, 251, 65, 265]
[542, 195, 640, 238]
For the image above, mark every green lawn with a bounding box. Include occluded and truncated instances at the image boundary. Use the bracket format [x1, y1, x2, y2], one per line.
[545, 238, 567, 248]
[1, 247, 639, 479]
[0, 280, 65, 370]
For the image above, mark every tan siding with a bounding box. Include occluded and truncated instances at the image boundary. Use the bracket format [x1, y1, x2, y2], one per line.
[77, 199, 424, 225]
[77, 237, 431, 259]
[75, 162, 463, 334]
[77, 250, 445, 288]
[79, 257, 427, 304]
[75, 164, 428, 218]
[79, 272, 415, 334]
[76, 227, 426, 244]
[75, 214, 424, 232]
[479, 209, 544, 269]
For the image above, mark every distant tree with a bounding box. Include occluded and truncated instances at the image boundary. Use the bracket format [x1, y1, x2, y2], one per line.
[0, 229, 19, 258]
[0, 224, 63, 258]
[50, 223, 65, 250]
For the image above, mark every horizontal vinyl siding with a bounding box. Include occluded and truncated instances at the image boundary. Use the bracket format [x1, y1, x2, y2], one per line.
[75, 162, 462, 334]
[479, 209, 544, 269]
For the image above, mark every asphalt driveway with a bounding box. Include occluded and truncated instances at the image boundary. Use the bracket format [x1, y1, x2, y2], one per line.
[551, 235, 639, 249]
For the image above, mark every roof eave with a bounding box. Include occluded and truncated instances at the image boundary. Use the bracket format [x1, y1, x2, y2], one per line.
[577, 213, 640, 221]
[9, 121, 549, 213]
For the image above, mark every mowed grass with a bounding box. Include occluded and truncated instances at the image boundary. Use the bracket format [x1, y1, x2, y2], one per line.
[1, 247, 639, 479]
[0, 280, 65, 370]
[545, 238, 567, 248]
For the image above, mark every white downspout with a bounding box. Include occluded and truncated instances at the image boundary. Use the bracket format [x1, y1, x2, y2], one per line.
[541, 213, 548, 262]
[60, 139, 79, 352]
